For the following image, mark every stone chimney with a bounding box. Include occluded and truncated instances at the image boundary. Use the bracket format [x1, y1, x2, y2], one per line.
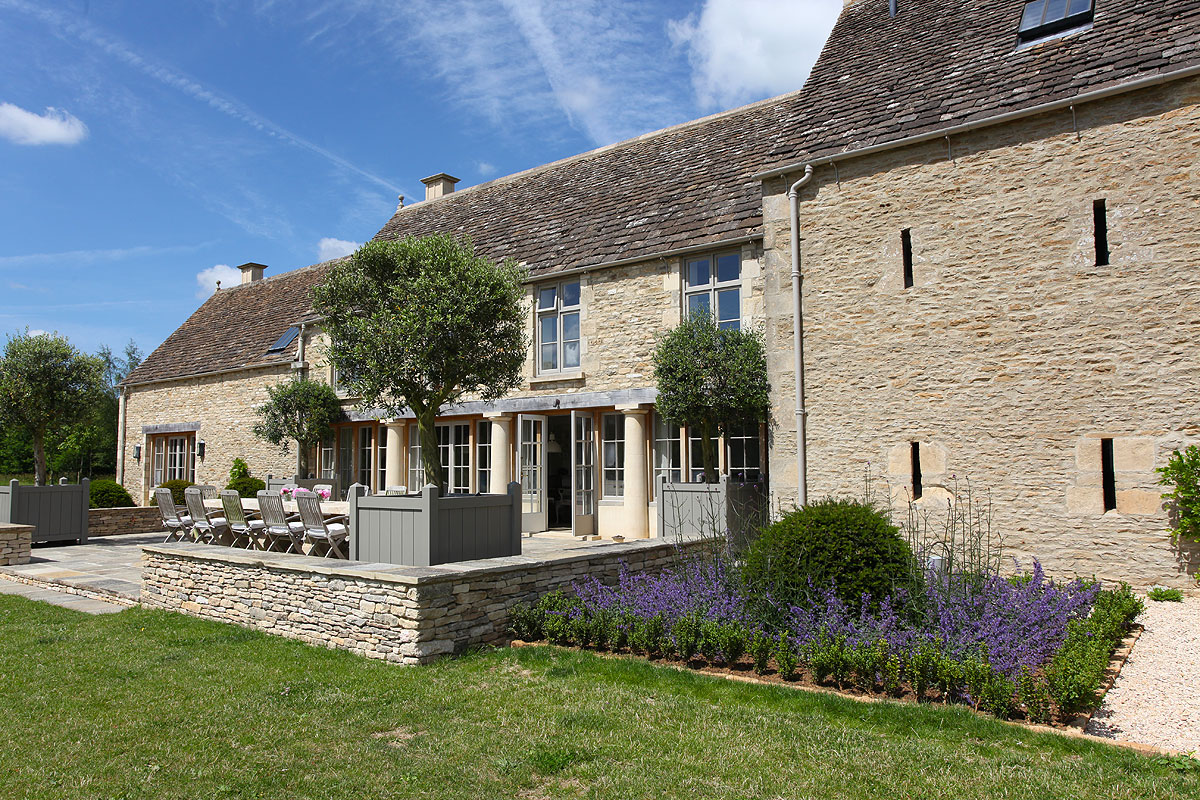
[421, 173, 460, 201]
[238, 262, 266, 284]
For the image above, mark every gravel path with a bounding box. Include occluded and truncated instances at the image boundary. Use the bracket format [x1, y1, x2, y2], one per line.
[1086, 596, 1200, 754]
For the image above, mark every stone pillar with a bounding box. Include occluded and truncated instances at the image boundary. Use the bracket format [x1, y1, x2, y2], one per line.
[486, 413, 512, 494]
[385, 422, 404, 489]
[619, 405, 650, 539]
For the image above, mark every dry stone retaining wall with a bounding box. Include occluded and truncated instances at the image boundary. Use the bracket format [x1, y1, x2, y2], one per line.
[141, 539, 705, 665]
[0, 523, 32, 566]
[89, 506, 163, 538]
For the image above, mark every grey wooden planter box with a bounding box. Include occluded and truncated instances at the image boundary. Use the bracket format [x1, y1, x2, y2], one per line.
[0, 478, 89, 544]
[348, 482, 522, 567]
[656, 475, 767, 552]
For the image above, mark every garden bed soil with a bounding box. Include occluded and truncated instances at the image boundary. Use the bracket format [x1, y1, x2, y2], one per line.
[510, 622, 1147, 735]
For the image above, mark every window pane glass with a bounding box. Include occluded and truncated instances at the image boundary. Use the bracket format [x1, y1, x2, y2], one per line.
[540, 314, 557, 343]
[687, 293, 710, 317]
[538, 287, 557, 310]
[717, 288, 740, 329]
[562, 281, 580, 307]
[541, 343, 558, 371]
[686, 258, 710, 288]
[1043, 0, 1067, 21]
[1066, 0, 1090, 14]
[716, 253, 740, 283]
[563, 341, 580, 369]
[1020, 0, 1046, 29]
[562, 312, 579, 342]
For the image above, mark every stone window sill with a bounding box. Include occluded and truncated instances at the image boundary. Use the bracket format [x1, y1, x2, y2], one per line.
[529, 371, 585, 386]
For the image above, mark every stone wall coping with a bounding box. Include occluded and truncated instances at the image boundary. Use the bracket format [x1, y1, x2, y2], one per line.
[140, 536, 699, 586]
[0, 522, 34, 533]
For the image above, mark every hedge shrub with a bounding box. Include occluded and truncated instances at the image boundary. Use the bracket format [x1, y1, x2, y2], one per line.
[225, 476, 266, 499]
[158, 480, 194, 505]
[739, 498, 916, 614]
[89, 479, 134, 509]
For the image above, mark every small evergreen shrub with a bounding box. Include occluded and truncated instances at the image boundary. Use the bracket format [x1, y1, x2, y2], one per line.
[89, 479, 134, 509]
[226, 476, 266, 498]
[673, 615, 702, 661]
[1047, 584, 1142, 715]
[774, 634, 798, 680]
[229, 458, 251, 482]
[977, 674, 1015, 720]
[749, 630, 772, 674]
[1158, 444, 1200, 543]
[740, 497, 916, 615]
[1017, 668, 1052, 724]
[158, 480, 194, 505]
[1147, 585, 1183, 602]
[508, 601, 543, 641]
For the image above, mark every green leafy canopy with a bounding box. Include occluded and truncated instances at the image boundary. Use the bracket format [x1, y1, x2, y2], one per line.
[311, 235, 528, 493]
[252, 377, 342, 453]
[1158, 444, 1200, 544]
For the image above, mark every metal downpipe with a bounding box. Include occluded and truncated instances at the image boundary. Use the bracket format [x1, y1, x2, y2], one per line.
[789, 165, 814, 507]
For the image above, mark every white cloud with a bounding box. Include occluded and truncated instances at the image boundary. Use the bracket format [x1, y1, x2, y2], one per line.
[476, 161, 497, 177]
[317, 237, 360, 261]
[27, 329, 49, 337]
[668, 0, 842, 110]
[0, 102, 88, 145]
[0, 243, 203, 269]
[195, 263, 242, 298]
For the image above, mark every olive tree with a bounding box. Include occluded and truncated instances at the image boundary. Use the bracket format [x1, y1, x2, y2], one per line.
[252, 377, 342, 477]
[0, 330, 105, 485]
[653, 312, 770, 483]
[312, 235, 527, 494]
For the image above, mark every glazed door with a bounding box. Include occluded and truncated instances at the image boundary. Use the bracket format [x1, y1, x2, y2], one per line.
[570, 410, 595, 537]
[518, 414, 547, 532]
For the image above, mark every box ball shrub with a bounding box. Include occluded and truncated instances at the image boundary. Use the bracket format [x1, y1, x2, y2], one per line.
[158, 480, 195, 505]
[739, 497, 916, 614]
[89, 479, 134, 509]
[225, 476, 266, 499]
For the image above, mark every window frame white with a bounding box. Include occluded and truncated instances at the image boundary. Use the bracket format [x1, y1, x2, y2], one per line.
[601, 413, 625, 498]
[683, 250, 742, 330]
[536, 280, 582, 375]
[409, 422, 472, 493]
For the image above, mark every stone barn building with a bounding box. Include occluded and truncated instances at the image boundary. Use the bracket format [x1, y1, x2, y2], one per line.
[120, 0, 1200, 586]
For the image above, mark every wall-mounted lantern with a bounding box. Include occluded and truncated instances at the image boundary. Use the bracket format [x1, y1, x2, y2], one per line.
[197, 440, 206, 462]
[133, 444, 142, 463]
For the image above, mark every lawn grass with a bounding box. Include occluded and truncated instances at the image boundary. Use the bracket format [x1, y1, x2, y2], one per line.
[0, 594, 1192, 800]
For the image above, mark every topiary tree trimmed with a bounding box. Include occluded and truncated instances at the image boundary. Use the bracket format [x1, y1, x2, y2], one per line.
[312, 235, 527, 495]
[653, 312, 770, 483]
[252, 377, 342, 477]
[739, 497, 917, 617]
[89, 478, 134, 509]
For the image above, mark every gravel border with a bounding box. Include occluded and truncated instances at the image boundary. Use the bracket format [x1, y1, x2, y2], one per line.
[1085, 595, 1200, 753]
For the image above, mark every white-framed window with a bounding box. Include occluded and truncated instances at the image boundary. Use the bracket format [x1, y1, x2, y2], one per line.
[602, 413, 624, 498]
[477, 421, 492, 493]
[689, 429, 709, 482]
[726, 422, 762, 482]
[409, 423, 472, 493]
[684, 251, 741, 330]
[376, 428, 388, 490]
[338, 427, 354, 490]
[165, 435, 195, 483]
[319, 437, 335, 480]
[653, 414, 682, 488]
[537, 280, 581, 373]
[358, 427, 374, 490]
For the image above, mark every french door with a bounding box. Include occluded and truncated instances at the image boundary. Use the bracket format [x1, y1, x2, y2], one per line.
[571, 411, 595, 537]
[518, 414, 547, 532]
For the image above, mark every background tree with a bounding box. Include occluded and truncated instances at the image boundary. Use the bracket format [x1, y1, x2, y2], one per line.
[50, 339, 143, 481]
[0, 330, 105, 485]
[653, 312, 771, 483]
[312, 235, 527, 494]
[252, 377, 342, 477]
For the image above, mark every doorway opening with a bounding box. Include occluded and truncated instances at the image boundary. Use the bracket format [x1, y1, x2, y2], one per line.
[546, 414, 571, 529]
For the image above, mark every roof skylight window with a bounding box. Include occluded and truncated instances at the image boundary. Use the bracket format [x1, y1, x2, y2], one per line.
[1018, 0, 1094, 43]
[267, 325, 300, 353]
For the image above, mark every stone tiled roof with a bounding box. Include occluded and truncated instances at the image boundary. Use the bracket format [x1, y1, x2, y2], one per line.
[123, 261, 339, 385]
[373, 0, 1198, 278]
[128, 0, 1198, 384]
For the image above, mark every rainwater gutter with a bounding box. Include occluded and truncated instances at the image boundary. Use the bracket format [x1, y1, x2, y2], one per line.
[788, 165, 815, 507]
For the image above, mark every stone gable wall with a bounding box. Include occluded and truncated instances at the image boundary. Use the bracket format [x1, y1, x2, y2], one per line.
[760, 77, 1200, 588]
[122, 365, 298, 504]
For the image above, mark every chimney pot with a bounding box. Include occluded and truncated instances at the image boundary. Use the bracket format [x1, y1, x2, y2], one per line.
[421, 173, 460, 201]
[237, 262, 266, 284]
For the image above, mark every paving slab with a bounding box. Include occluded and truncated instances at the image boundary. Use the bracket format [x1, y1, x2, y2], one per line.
[0, 577, 125, 614]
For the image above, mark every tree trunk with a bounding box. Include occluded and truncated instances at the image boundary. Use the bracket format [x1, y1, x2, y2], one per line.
[416, 408, 446, 495]
[700, 419, 719, 484]
[297, 445, 310, 480]
[32, 430, 48, 486]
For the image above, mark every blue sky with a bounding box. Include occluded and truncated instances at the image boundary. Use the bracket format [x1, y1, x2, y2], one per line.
[0, 0, 840, 358]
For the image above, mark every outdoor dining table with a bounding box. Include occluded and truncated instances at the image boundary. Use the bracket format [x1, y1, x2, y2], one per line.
[204, 497, 350, 516]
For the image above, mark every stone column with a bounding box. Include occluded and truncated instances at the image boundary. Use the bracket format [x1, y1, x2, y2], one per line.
[385, 422, 405, 489]
[486, 413, 512, 494]
[619, 405, 650, 539]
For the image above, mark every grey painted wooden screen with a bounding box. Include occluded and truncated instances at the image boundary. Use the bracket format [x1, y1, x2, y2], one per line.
[657, 475, 768, 552]
[0, 478, 89, 543]
[349, 482, 522, 567]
